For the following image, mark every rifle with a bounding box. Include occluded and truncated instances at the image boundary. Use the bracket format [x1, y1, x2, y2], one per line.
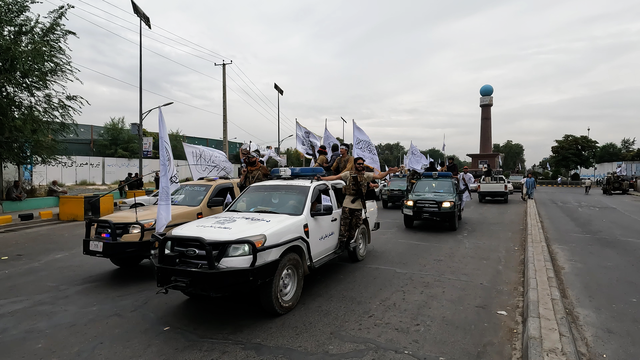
[460, 174, 472, 200]
[350, 174, 368, 215]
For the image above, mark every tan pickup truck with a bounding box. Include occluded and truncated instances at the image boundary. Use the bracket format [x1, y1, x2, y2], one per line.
[82, 177, 241, 268]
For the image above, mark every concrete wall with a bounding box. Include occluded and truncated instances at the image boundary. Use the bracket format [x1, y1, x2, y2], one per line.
[580, 161, 640, 180]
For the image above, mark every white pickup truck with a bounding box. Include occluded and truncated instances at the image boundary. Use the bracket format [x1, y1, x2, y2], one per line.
[477, 175, 510, 203]
[152, 167, 379, 315]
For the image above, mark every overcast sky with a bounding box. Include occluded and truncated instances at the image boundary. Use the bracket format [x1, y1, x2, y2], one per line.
[34, 0, 640, 167]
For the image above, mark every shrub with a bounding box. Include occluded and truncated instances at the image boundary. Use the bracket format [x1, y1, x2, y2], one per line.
[570, 172, 580, 181]
[77, 180, 96, 185]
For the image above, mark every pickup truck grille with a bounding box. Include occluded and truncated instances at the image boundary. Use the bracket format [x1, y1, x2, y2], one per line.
[165, 239, 222, 270]
[95, 223, 128, 239]
[415, 200, 439, 209]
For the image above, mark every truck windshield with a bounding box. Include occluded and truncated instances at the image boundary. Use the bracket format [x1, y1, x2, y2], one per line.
[227, 185, 310, 216]
[170, 184, 212, 207]
[388, 179, 407, 190]
[413, 180, 455, 194]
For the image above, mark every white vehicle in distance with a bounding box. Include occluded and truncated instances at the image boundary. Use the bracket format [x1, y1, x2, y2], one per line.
[153, 167, 380, 315]
[118, 190, 158, 209]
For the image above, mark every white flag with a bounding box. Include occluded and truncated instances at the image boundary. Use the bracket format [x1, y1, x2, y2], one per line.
[547, 162, 551, 171]
[183, 142, 233, 179]
[156, 108, 180, 233]
[323, 123, 339, 151]
[296, 121, 321, 159]
[225, 192, 232, 207]
[261, 148, 285, 166]
[406, 142, 429, 172]
[499, 155, 502, 166]
[352, 120, 380, 173]
[442, 134, 446, 152]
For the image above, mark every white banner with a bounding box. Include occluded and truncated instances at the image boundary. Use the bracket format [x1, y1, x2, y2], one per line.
[406, 142, 429, 172]
[261, 148, 286, 167]
[323, 123, 339, 151]
[183, 142, 233, 179]
[296, 121, 321, 159]
[352, 120, 380, 172]
[157, 108, 180, 233]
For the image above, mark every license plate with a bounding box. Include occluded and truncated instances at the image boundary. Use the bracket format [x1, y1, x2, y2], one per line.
[422, 214, 433, 218]
[403, 209, 413, 216]
[89, 241, 103, 252]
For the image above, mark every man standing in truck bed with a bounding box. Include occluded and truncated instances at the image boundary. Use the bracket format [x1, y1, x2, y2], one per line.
[318, 157, 398, 253]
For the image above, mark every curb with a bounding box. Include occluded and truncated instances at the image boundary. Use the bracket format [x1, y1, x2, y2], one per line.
[537, 185, 581, 188]
[523, 200, 578, 360]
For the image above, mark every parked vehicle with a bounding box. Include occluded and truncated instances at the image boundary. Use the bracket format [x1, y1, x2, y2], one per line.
[118, 190, 159, 209]
[381, 174, 408, 208]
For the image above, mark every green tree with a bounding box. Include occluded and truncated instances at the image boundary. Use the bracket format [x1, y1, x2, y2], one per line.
[594, 142, 622, 163]
[620, 137, 636, 153]
[375, 142, 406, 168]
[0, 0, 87, 168]
[493, 140, 526, 171]
[94, 117, 138, 158]
[283, 148, 303, 167]
[549, 134, 599, 173]
[169, 129, 186, 160]
[420, 147, 445, 166]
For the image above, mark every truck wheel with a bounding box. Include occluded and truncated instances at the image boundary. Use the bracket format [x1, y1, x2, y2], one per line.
[348, 224, 369, 262]
[478, 195, 484, 203]
[504, 195, 509, 203]
[260, 252, 304, 315]
[448, 213, 459, 231]
[457, 208, 462, 221]
[130, 203, 145, 209]
[110, 256, 144, 268]
[382, 200, 389, 208]
[403, 215, 414, 228]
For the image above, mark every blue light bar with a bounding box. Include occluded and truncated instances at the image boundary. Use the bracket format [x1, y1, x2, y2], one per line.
[270, 167, 325, 178]
[391, 174, 407, 178]
[422, 171, 453, 178]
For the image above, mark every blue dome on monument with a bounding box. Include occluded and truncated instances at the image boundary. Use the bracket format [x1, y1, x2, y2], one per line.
[480, 84, 494, 96]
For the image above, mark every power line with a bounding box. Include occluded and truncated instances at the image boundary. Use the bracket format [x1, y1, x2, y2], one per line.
[73, 63, 267, 143]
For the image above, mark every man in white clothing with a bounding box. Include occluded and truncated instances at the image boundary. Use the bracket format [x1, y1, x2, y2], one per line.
[458, 166, 474, 211]
[520, 177, 527, 201]
[584, 178, 592, 194]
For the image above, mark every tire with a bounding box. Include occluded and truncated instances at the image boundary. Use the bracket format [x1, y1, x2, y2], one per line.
[448, 212, 459, 231]
[130, 203, 145, 209]
[260, 252, 304, 315]
[458, 207, 462, 221]
[403, 215, 414, 228]
[478, 195, 484, 203]
[348, 224, 369, 262]
[110, 256, 144, 268]
[382, 200, 388, 208]
[504, 195, 509, 203]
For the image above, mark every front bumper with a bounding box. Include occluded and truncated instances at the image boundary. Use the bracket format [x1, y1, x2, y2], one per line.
[83, 219, 151, 259]
[384, 193, 405, 203]
[153, 235, 283, 296]
[83, 238, 151, 259]
[478, 191, 509, 198]
[402, 206, 455, 221]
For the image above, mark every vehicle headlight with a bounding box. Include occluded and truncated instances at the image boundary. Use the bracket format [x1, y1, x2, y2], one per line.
[404, 200, 414, 206]
[119, 200, 126, 204]
[234, 234, 267, 248]
[129, 219, 156, 234]
[441, 201, 453, 208]
[225, 243, 252, 257]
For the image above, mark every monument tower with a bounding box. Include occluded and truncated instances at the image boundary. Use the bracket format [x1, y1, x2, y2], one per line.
[467, 84, 501, 171]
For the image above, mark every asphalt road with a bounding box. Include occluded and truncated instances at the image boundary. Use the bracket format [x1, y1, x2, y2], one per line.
[0, 195, 525, 360]
[535, 187, 640, 359]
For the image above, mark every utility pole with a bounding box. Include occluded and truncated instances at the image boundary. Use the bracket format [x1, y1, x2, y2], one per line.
[340, 117, 347, 141]
[215, 60, 232, 157]
[274, 83, 284, 154]
[131, 0, 151, 176]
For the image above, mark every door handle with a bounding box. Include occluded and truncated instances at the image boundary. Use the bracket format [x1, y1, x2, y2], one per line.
[331, 218, 338, 222]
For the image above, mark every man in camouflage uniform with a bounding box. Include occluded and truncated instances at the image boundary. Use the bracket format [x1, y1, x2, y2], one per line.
[239, 143, 270, 190]
[318, 157, 399, 253]
[331, 143, 354, 175]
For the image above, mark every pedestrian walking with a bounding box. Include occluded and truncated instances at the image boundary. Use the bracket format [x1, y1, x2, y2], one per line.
[525, 173, 537, 200]
[584, 178, 592, 194]
[154, 171, 160, 190]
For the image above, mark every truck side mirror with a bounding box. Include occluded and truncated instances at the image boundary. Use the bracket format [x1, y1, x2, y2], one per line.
[310, 204, 333, 217]
[207, 197, 225, 208]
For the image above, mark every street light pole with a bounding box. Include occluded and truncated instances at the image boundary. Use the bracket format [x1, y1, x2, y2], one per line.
[340, 117, 347, 141]
[274, 83, 284, 154]
[131, 0, 151, 176]
[278, 134, 293, 152]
